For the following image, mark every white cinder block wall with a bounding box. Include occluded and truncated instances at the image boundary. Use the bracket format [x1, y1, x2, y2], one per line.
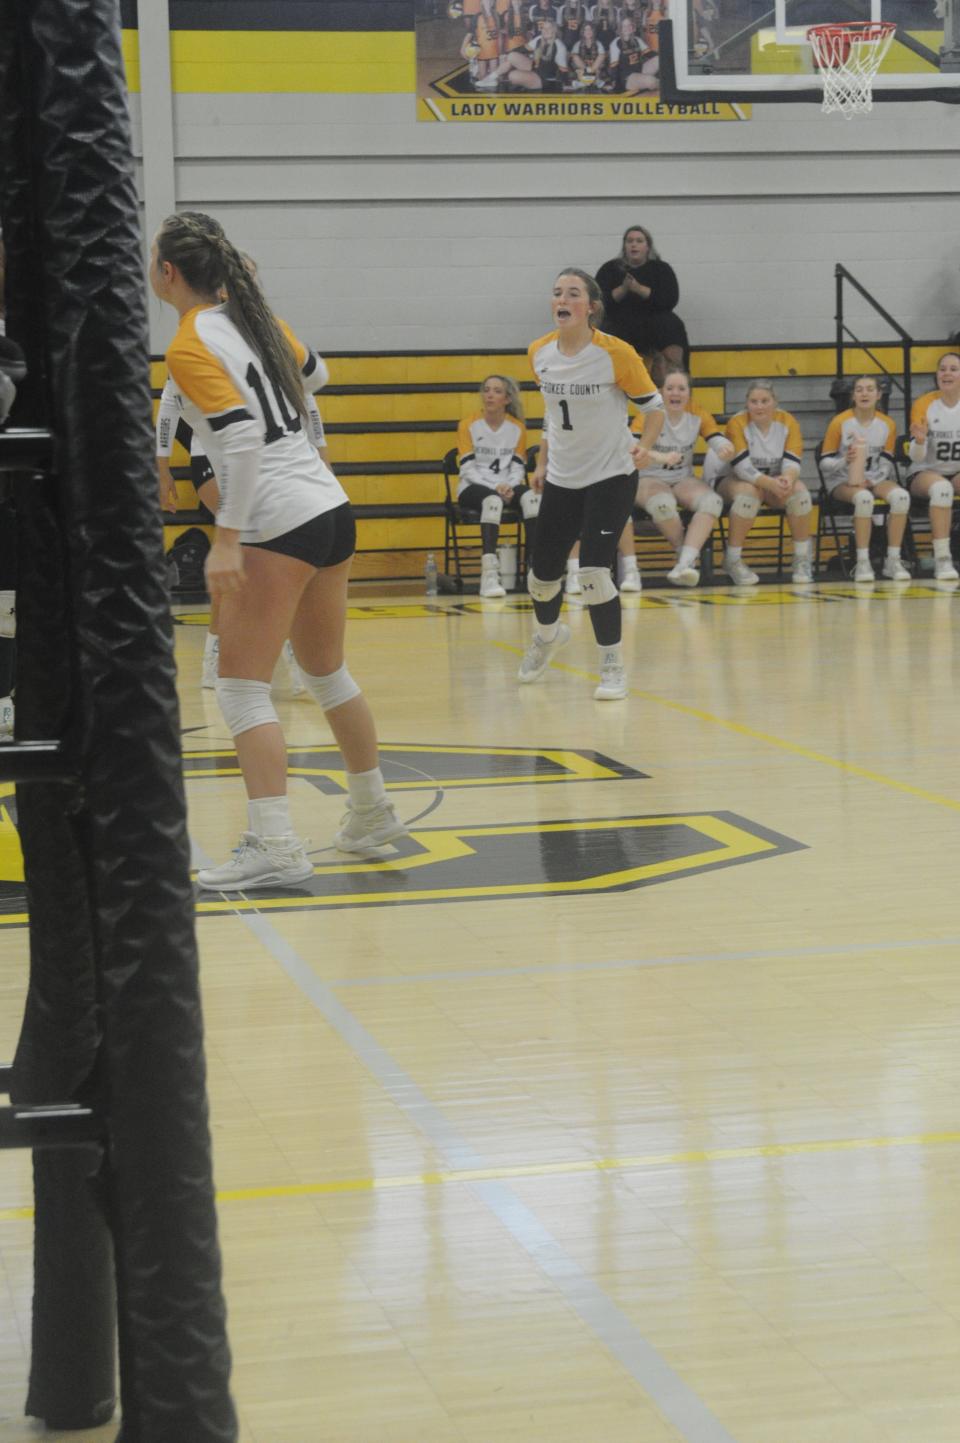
[134, 89, 960, 354]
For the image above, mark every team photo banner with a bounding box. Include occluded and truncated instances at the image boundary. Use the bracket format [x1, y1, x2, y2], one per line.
[416, 0, 749, 121]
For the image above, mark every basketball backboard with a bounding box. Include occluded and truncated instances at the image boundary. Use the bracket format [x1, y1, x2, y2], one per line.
[661, 0, 960, 103]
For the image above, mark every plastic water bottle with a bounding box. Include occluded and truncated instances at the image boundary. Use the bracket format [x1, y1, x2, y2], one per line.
[424, 552, 438, 596]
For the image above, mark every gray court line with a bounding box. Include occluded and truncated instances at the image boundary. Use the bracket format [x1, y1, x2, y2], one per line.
[200, 877, 739, 1443]
[330, 932, 960, 986]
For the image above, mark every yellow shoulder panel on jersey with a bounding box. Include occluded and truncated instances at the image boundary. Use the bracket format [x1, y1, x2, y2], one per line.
[167, 306, 247, 420]
[911, 390, 938, 426]
[693, 404, 721, 440]
[821, 413, 845, 453]
[527, 331, 559, 378]
[594, 331, 657, 400]
[778, 410, 804, 458]
[276, 316, 308, 369]
[725, 411, 748, 449]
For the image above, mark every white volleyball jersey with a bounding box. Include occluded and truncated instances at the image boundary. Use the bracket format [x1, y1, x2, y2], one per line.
[528, 328, 662, 489]
[456, 412, 528, 495]
[908, 391, 960, 478]
[165, 304, 344, 542]
[819, 410, 896, 491]
[725, 409, 803, 481]
[633, 404, 724, 483]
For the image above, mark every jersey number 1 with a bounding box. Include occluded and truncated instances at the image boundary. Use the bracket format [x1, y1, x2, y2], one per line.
[246, 363, 302, 445]
[558, 400, 574, 431]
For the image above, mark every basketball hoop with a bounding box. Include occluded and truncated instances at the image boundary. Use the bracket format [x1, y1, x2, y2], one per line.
[808, 21, 897, 117]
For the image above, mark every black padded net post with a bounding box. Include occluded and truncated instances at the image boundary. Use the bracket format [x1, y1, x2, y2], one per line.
[0, 2, 237, 1439]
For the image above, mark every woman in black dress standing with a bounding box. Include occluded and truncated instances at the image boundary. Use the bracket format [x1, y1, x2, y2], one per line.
[595, 224, 689, 384]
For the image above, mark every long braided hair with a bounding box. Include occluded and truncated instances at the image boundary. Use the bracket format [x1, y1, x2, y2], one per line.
[157, 211, 308, 424]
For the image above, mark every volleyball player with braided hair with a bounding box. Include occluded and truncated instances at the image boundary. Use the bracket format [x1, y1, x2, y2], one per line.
[151, 212, 408, 888]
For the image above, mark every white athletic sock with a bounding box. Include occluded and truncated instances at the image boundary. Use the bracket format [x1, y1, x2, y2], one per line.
[248, 794, 293, 838]
[933, 537, 951, 559]
[566, 558, 579, 574]
[599, 643, 623, 668]
[204, 631, 219, 656]
[677, 545, 698, 569]
[537, 621, 560, 644]
[620, 553, 638, 575]
[347, 765, 387, 810]
[793, 539, 812, 558]
[887, 546, 901, 560]
[856, 548, 870, 563]
[726, 545, 742, 563]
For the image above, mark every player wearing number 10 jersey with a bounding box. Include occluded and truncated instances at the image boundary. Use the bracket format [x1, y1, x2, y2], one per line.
[153, 210, 407, 891]
[519, 267, 663, 701]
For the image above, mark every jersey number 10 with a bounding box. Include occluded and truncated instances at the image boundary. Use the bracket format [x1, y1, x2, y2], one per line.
[246, 363, 302, 445]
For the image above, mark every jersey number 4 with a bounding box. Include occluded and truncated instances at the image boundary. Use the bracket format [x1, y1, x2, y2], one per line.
[246, 363, 302, 445]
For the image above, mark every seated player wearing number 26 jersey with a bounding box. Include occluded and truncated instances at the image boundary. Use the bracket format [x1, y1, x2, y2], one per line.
[457, 375, 539, 598]
[153, 211, 408, 890]
[907, 352, 960, 582]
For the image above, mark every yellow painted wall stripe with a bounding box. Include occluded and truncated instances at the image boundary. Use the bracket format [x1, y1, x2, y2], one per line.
[2, 1129, 956, 1222]
[123, 31, 414, 95]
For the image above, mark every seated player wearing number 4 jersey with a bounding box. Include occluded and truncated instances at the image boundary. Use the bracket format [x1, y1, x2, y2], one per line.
[457, 375, 539, 597]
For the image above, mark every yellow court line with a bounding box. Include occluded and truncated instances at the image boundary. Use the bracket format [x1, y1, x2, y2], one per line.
[497, 643, 960, 815]
[3, 1129, 956, 1222]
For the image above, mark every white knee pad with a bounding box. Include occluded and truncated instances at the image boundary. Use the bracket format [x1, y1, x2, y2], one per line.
[215, 677, 278, 739]
[480, 493, 503, 525]
[527, 570, 562, 603]
[853, 489, 875, 519]
[578, 565, 619, 605]
[694, 491, 723, 519]
[731, 492, 760, 520]
[0, 591, 14, 640]
[520, 490, 541, 520]
[886, 486, 910, 516]
[786, 487, 812, 518]
[928, 478, 954, 509]
[301, 662, 361, 712]
[645, 491, 680, 525]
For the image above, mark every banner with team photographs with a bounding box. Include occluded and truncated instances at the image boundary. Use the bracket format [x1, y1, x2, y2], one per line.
[415, 0, 748, 121]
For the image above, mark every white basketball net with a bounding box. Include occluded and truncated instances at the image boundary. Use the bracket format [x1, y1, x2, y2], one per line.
[808, 21, 897, 117]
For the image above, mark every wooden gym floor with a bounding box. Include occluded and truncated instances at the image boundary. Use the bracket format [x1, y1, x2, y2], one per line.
[2, 580, 960, 1442]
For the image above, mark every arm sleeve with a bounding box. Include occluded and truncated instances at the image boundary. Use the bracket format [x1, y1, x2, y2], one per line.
[784, 413, 803, 468]
[306, 395, 326, 448]
[155, 379, 181, 457]
[457, 417, 479, 488]
[646, 261, 679, 311]
[728, 415, 763, 482]
[167, 338, 262, 532]
[705, 432, 729, 454]
[908, 395, 930, 463]
[276, 317, 330, 395]
[818, 416, 844, 477]
[875, 415, 896, 480]
[511, 421, 529, 479]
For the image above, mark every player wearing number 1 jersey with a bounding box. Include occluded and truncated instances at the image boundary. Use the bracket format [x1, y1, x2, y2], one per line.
[907, 353, 960, 582]
[519, 267, 663, 700]
[152, 211, 408, 890]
